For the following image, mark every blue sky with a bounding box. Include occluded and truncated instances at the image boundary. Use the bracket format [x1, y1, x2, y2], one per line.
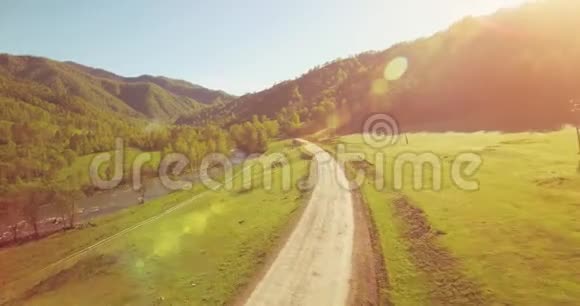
[0, 0, 528, 95]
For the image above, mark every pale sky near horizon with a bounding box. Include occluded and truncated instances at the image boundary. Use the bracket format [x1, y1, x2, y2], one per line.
[0, 0, 529, 95]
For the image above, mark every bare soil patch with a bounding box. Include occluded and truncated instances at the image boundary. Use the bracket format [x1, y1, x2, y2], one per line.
[392, 197, 489, 305]
[348, 187, 391, 306]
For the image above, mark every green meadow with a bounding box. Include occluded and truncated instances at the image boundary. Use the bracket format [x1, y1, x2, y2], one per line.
[0, 140, 310, 306]
[330, 128, 580, 305]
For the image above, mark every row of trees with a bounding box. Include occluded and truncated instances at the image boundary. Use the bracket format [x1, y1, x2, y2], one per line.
[0, 90, 289, 242]
[0, 180, 83, 242]
[229, 116, 280, 153]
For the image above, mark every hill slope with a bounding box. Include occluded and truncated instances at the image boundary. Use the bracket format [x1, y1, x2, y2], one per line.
[0, 55, 235, 121]
[0, 55, 238, 195]
[180, 0, 580, 132]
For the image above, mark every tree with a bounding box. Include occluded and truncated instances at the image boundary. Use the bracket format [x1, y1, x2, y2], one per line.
[11, 122, 34, 145]
[63, 149, 77, 165]
[215, 133, 230, 155]
[21, 188, 55, 238]
[0, 196, 21, 242]
[289, 85, 303, 105]
[56, 173, 84, 229]
[0, 123, 12, 145]
[571, 99, 580, 153]
[256, 129, 269, 153]
[263, 120, 280, 138]
[55, 189, 83, 229]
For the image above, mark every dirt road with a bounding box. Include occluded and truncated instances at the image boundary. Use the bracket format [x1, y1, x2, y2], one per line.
[244, 141, 355, 306]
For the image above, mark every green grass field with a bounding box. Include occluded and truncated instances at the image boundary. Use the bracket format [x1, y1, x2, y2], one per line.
[0, 140, 310, 306]
[55, 148, 163, 187]
[3, 131, 579, 305]
[329, 128, 580, 305]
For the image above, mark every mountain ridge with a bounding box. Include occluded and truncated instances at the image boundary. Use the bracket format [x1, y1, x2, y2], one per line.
[179, 0, 579, 133]
[0, 54, 236, 121]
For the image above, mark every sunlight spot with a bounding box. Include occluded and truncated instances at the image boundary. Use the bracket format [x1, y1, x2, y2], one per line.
[153, 233, 180, 256]
[187, 211, 210, 235]
[371, 78, 389, 96]
[135, 259, 145, 269]
[384, 57, 408, 81]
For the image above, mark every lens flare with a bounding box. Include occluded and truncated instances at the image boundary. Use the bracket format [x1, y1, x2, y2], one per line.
[153, 233, 180, 256]
[384, 57, 408, 81]
[187, 210, 210, 235]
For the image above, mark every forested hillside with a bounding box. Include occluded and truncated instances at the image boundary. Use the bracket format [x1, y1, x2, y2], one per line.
[0, 55, 247, 204]
[180, 0, 580, 133]
[0, 55, 235, 121]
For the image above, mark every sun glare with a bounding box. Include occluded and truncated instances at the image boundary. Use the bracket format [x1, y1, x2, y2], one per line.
[384, 57, 408, 81]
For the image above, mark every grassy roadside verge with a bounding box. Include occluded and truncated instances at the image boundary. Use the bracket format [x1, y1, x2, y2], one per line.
[319, 128, 580, 305]
[0, 140, 311, 306]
